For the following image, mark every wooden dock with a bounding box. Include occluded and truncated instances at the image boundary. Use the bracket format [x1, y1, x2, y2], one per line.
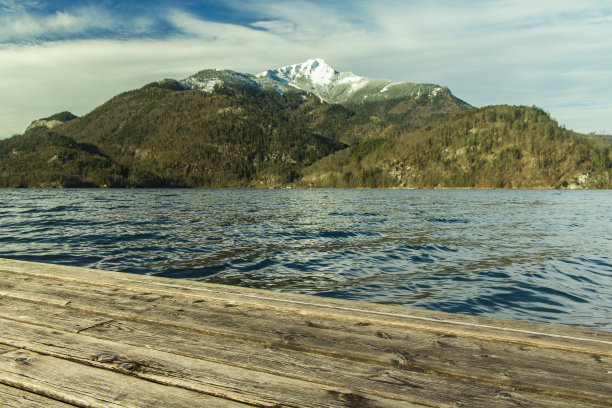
[0, 258, 610, 407]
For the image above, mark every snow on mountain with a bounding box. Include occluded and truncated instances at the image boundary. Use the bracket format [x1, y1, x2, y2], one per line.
[257, 58, 369, 101]
[182, 69, 262, 92]
[258, 58, 337, 87]
[257, 58, 446, 104]
[181, 68, 302, 97]
[181, 58, 451, 105]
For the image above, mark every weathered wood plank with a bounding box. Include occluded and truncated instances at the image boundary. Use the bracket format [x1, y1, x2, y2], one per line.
[1, 273, 611, 405]
[1, 316, 588, 408]
[0, 291, 112, 334]
[1, 258, 611, 407]
[0, 318, 415, 408]
[67, 321, 612, 408]
[1, 258, 610, 355]
[0, 383, 76, 408]
[0, 349, 254, 408]
[4, 267, 612, 360]
[1, 291, 609, 406]
[0, 345, 17, 355]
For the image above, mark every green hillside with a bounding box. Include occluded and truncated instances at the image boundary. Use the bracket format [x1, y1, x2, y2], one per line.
[2, 81, 351, 187]
[1, 81, 610, 189]
[0, 128, 125, 188]
[300, 105, 612, 189]
[344, 87, 472, 139]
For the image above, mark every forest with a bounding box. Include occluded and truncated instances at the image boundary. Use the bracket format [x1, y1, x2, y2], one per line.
[1, 80, 610, 189]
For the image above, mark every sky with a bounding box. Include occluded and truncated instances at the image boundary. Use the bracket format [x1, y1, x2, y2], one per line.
[1, 0, 611, 139]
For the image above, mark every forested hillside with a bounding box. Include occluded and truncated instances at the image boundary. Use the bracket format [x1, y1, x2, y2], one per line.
[301, 105, 612, 189]
[1, 77, 610, 189]
[2, 82, 352, 187]
[0, 128, 125, 187]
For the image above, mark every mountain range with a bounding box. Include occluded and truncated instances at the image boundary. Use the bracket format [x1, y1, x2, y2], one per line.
[1, 59, 610, 188]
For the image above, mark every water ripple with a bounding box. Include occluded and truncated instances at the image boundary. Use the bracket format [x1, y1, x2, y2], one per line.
[1, 188, 611, 331]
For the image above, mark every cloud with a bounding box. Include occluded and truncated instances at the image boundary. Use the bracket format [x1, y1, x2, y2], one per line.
[0, 34, 306, 137]
[0, 0, 40, 13]
[233, 0, 366, 43]
[338, 1, 612, 129]
[250, 20, 295, 35]
[1, 8, 106, 42]
[0, 5, 158, 44]
[167, 10, 271, 42]
[0, 0, 611, 138]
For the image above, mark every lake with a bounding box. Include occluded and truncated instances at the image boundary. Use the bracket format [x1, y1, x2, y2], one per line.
[1, 188, 610, 331]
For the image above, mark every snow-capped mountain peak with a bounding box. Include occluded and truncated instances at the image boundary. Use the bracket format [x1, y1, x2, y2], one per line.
[257, 58, 338, 87]
[181, 59, 455, 106]
[257, 58, 380, 102]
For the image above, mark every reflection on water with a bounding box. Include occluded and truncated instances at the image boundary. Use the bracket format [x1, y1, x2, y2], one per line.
[1, 188, 611, 331]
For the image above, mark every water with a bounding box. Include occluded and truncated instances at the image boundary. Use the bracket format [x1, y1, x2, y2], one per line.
[1, 188, 611, 331]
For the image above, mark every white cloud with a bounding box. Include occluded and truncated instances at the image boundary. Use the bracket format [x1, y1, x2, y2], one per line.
[0, 5, 158, 43]
[0, 7, 112, 42]
[0, 0, 40, 13]
[1, 0, 611, 138]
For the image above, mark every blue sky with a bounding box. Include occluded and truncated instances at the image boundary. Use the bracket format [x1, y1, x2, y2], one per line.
[1, 0, 611, 138]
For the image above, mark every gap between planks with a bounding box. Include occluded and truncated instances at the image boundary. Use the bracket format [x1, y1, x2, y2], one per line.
[1, 260, 610, 358]
[1, 259, 611, 407]
[1, 283, 610, 405]
[0, 316, 603, 408]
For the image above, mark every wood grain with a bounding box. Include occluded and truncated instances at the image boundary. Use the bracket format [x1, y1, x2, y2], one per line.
[2, 258, 610, 354]
[0, 318, 415, 408]
[4, 313, 593, 407]
[1, 258, 610, 407]
[0, 349, 252, 408]
[0, 383, 76, 408]
[1, 271, 610, 402]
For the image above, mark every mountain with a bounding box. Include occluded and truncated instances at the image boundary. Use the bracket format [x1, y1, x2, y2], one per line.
[0, 126, 124, 188]
[300, 105, 612, 189]
[25, 111, 79, 132]
[258, 58, 359, 102]
[54, 80, 351, 187]
[0, 59, 610, 188]
[183, 59, 471, 143]
[257, 59, 471, 137]
[258, 58, 453, 105]
[182, 69, 300, 98]
[183, 58, 453, 104]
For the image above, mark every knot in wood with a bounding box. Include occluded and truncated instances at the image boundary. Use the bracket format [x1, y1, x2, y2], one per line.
[119, 362, 140, 372]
